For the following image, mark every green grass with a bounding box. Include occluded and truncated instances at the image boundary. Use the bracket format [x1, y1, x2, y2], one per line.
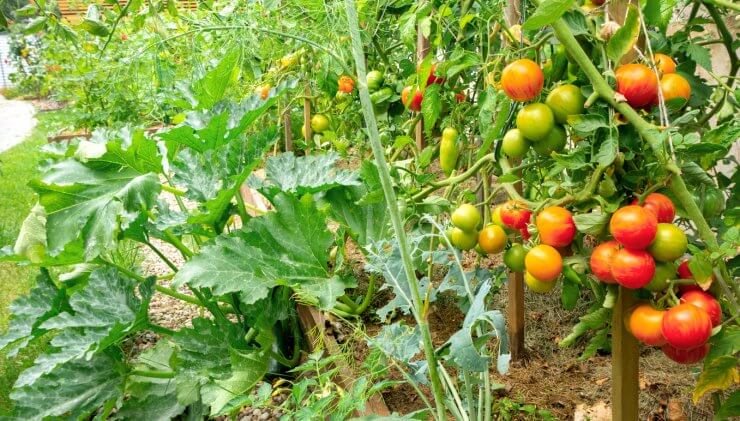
[0, 110, 65, 411]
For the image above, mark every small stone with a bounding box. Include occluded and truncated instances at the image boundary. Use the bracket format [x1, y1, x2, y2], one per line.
[259, 412, 270, 420]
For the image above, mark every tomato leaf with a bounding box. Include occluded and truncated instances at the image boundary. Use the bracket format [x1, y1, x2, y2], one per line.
[642, 0, 661, 28]
[567, 114, 608, 136]
[522, 0, 575, 30]
[687, 254, 714, 290]
[716, 389, 740, 419]
[706, 325, 740, 361]
[693, 356, 739, 403]
[422, 84, 442, 135]
[595, 132, 619, 168]
[573, 209, 610, 235]
[190, 48, 241, 109]
[685, 44, 712, 72]
[607, 5, 640, 64]
[561, 274, 580, 310]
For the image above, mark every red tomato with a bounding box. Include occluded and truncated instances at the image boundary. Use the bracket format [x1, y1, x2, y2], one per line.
[633, 193, 675, 223]
[629, 304, 667, 346]
[681, 290, 722, 327]
[338, 75, 355, 93]
[419, 63, 445, 86]
[659, 73, 691, 104]
[676, 259, 709, 294]
[654, 54, 676, 74]
[609, 205, 658, 250]
[611, 248, 656, 289]
[615, 64, 659, 108]
[536, 206, 576, 247]
[524, 244, 563, 282]
[455, 91, 466, 102]
[520, 226, 531, 240]
[661, 343, 709, 364]
[500, 200, 532, 230]
[590, 240, 620, 283]
[661, 303, 712, 350]
[121, 33, 128, 41]
[501, 59, 544, 102]
[402, 86, 424, 112]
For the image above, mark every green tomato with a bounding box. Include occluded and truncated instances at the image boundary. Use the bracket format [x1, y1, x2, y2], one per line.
[702, 188, 725, 218]
[440, 127, 459, 176]
[532, 125, 567, 155]
[546, 84, 585, 124]
[366, 70, 385, 91]
[311, 114, 330, 133]
[516, 103, 555, 141]
[504, 244, 527, 272]
[648, 223, 688, 262]
[450, 227, 479, 250]
[502, 128, 531, 158]
[451, 203, 481, 232]
[644, 262, 676, 292]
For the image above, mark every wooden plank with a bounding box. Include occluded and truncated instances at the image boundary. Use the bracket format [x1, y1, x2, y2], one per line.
[296, 305, 391, 417]
[612, 286, 640, 421]
[415, 21, 429, 149]
[283, 110, 293, 152]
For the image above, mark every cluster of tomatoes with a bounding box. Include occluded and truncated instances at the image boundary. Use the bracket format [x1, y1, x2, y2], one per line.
[400, 63, 447, 112]
[498, 59, 585, 158]
[615, 54, 691, 109]
[589, 193, 721, 364]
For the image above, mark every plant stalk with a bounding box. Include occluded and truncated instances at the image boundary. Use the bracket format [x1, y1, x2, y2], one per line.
[343, 0, 447, 418]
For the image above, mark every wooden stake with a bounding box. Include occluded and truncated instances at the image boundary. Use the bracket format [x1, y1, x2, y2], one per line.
[283, 110, 293, 152]
[612, 286, 639, 421]
[303, 84, 312, 153]
[415, 22, 430, 149]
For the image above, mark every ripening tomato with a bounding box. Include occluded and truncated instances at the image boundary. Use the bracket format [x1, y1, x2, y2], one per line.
[500, 200, 532, 230]
[419, 63, 445, 86]
[545, 84, 585, 124]
[504, 244, 527, 272]
[654, 54, 676, 74]
[525, 271, 557, 293]
[629, 304, 667, 346]
[121, 33, 128, 41]
[661, 303, 712, 349]
[311, 114, 331, 133]
[455, 91, 466, 102]
[645, 262, 676, 292]
[609, 205, 658, 250]
[501, 59, 544, 102]
[451, 204, 481, 232]
[590, 240, 620, 283]
[520, 226, 531, 240]
[536, 206, 576, 247]
[516, 103, 555, 142]
[611, 248, 656, 289]
[402, 86, 424, 112]
[681, 290, 722, 327]
[366, 70, 385, 91]
[478, 225, 507, 254]
[648, 223, 688, 262]
[492, 206, 510, 231]
[450, 227, 479, 250]
[615, 63, 659, 108]
[659, 73, 691, 105]
[636, 193, 676, 223]
[502, 128, 530, 158]
[338, 75, 355, 93]
[661, 343, 709, 364]
[257, 85, 270, 100]
[677, 259, 692, 279]
[525, 245, 563, 282]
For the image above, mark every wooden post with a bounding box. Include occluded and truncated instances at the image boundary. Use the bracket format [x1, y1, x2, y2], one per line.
[504, 0, 525, 362]
[283, 110, 293, 152]
[415, 19, 430, 149]
[612, 286, 639, 421]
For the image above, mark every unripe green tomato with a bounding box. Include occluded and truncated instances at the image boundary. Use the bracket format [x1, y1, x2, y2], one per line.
[451, 203, 481, 232]
[367, 70, 385, 91]
[504, 244, 527, 272]
[648, 223, 688, 262]
[502, 128, 531, 158]
[311, 114, 330, 133]
[532, 125, 567, 155]
[516, 103, 555, 141]
[644, 262, 676, 292]
[546, 84, 585, 124]
[440, 127, 460, 176]
[450, 227, 479, 250]
[702, 188, 725, 218]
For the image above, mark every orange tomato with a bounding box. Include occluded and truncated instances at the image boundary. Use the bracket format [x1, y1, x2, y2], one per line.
[590, 240, 620, 283]
[628, 304, 667, 346]
[478, 225, 507, 254]
[654, 53, 676, 74]
[536, 206, 576, 247]
[257, 85, 270, 100]
[338, 75, 355, 93]
[659, 73, 691, 105]
[501, 59, 544, 102]
[524, 244, 563, 282]
[500, 200, 532, 230]
[615, 63, 658, 108]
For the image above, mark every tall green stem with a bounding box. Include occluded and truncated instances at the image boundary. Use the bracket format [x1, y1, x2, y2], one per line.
[549, 18, 739, 313]
[343, 0, 447, 418]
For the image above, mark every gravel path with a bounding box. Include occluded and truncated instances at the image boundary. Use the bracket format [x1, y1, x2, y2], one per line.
[0, 95, 36, 154]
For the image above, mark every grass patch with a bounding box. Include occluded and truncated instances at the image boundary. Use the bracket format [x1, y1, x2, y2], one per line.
[0, 110, 65, 411]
